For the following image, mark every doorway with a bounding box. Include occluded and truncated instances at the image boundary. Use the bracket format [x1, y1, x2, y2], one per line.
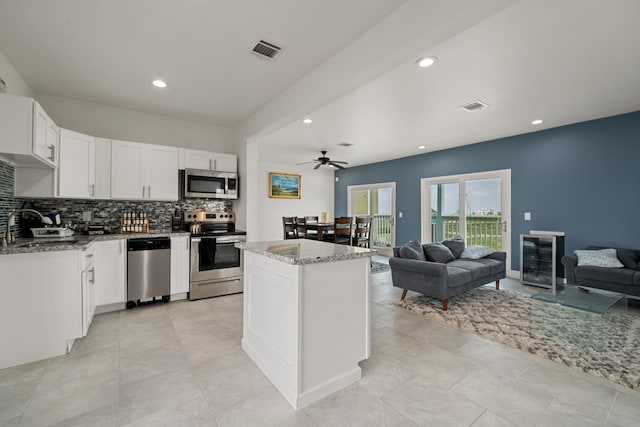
[421, 170, 511, 265]
[348, 182, 396, 256]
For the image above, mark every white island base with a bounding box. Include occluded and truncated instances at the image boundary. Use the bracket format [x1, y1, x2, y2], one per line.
[239, 240, 372, 410]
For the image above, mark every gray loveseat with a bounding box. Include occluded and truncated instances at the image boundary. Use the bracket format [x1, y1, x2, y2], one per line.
[561, 246, 640, 297]
[389, 238, 506, 310]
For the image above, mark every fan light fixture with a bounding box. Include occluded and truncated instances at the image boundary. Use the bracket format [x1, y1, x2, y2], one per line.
[296, 150, 349, 170]
[152, 79, 167, 88]
[416, 56, 437, 68]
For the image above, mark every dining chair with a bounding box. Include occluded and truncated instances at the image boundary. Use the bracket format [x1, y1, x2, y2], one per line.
[353, 216, 372, 248]
[282, 216, 297, 239]
[295, 216, 307, 239]
[304, 216, 319, 240]
[333, 216, 353, 245]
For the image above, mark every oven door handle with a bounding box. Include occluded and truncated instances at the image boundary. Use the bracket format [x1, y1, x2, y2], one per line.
[215, 237, 245, 244]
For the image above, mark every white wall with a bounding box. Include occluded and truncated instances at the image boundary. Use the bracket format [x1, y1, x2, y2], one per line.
[0, 50, 34, 98]
[256, 160, 334, 242]
[36, 94, 236, 154]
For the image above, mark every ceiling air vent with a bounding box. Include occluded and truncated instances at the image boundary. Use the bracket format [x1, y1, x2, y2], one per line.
[337, 143, 354, 147]
[460, 100, 489, 112]
[251, 40, 282, 61]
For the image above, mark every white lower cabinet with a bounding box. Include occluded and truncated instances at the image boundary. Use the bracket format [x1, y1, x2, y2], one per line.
[81, 246, 96, 337]
[0, 250, 83, 369]
[94, 239, 127, 307]
[171, 235, 190, 295]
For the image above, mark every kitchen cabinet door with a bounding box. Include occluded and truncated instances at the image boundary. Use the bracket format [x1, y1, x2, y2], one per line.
[145, 144, 178, 200]
[111, 140, 145, 199]
[58, 129, 95, 198]
[94, 240, 126, 306]
[32, 102, 58, 168]
[81, 247, 96, 337]
[94, 138, 112, 199]
[184, 149, 237, 172]
[170, 235, 190, 295]
[0, 94, 57, 168]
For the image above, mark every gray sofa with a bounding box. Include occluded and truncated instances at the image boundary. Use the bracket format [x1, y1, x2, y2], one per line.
[389, 239, 506, 310]
[561, 246, 640, 297]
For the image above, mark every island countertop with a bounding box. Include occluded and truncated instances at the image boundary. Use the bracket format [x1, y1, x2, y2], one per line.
[236, 239, 376, 265]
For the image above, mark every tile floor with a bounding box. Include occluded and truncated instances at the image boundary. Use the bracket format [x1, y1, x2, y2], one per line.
[1, 257, 639, 427]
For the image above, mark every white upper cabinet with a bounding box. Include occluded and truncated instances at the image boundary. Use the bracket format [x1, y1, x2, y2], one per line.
[58, 129, 95, 199]
[94, 138, 112, 199]
[111, 140, 178, 201]
[184, 148, 237, 172]
[0, 94, 58, 168]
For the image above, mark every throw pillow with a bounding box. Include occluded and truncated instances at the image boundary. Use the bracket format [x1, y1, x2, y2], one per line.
[422, 242, 455, 263]
[398, 240, 426, 261]
[442, 235, 465, 258]
[460, 245, 494, 259]
[575, 248, 624, 268]
[616, 249, 638, 270]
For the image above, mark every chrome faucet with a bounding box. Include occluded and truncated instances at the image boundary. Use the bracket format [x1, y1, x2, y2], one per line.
[3, 209, 44, 247]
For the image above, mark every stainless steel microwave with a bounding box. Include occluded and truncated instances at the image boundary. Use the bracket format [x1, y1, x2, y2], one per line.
[184, 169, 238, 199]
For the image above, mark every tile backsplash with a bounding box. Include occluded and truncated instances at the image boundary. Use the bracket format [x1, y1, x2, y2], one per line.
[0, 159, 235, 236]
[0, 160, 15, 235]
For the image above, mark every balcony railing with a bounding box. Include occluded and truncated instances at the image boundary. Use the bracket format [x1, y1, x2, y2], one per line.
[372, 214, 392, 247]
[431, 215, 502, 250]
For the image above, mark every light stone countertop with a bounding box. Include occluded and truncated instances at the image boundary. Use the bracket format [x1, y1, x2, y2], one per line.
[236, 239, 376, 265]
[0, 231, 190, 255]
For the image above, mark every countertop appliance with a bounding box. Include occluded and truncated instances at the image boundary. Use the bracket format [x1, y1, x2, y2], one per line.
[183, 210, 245, 300]
[126, 237, 171, 308]
[183, 169, 238, 199]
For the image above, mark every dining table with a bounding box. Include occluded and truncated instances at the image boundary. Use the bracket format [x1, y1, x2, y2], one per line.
[306, 222, 334, 241]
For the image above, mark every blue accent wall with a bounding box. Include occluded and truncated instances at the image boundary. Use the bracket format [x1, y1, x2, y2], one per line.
[335, 111, 640, 270]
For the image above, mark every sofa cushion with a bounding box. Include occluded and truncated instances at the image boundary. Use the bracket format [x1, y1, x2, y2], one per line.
[472, 258, 506, 276]
[616, 249, 638, 270]
[442, 236, 465, 258]
[423, 242, 455, 263]
[575, 248, 623, 268]
[460, 245, 494, 259]
[445, 266, 473, 288]
[398, 240, 426, 261]
[575, 266, 635, 285]
[447, 259, 491, 280]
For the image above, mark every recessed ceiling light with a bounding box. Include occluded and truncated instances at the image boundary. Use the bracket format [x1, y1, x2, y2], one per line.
[302, 118, 313, 124]
[418, 145, 426, 150]
[531, 119, 543, 125]
[152, 79, 167, 88]
[416, 56, 437, 68]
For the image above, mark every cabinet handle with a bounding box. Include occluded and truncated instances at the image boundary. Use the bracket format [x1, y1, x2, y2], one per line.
[148, 186, 151, 198]
[48, 145, 55, 162]
[213, 159, 217, 170]
[209, 159, 212, 170]
[89, 267, 95, 284]
[142, 186, 146, 198]
[89, 184, 95, 196]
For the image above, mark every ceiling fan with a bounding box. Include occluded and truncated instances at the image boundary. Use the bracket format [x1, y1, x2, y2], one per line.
[297, 150, 349, 170]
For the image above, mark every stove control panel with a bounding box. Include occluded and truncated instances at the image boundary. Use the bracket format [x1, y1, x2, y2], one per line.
[183, 211, 234, 223]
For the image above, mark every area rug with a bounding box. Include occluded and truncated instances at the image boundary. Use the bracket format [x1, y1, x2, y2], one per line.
[393, 287, 640, 391]
[371, 261, 390, 274]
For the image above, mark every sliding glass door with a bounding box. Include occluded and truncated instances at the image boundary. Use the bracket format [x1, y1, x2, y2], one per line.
[348, 182, 396, 256]
[422, 170, 510, 261]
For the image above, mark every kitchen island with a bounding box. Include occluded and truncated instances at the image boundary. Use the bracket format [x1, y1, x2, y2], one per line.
[236, 239, 375, 410]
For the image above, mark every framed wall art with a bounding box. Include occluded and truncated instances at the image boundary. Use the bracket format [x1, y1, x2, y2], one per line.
[269, 172, 301, 199]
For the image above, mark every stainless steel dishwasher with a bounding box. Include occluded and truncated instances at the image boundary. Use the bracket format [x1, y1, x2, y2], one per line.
[126, 237, 171, 308]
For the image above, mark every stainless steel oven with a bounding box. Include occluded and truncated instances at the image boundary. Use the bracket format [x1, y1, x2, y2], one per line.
[185, 210, 245, 300]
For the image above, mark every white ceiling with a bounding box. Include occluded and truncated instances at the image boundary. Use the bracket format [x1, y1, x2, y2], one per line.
[1, 0, 639, 168]
[258, 0, 640, 167]
[0, 0, 407, 126]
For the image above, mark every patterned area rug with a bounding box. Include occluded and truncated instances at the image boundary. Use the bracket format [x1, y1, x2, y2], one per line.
[371, 261, 390, 274]
[393, 287, 640, 391]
